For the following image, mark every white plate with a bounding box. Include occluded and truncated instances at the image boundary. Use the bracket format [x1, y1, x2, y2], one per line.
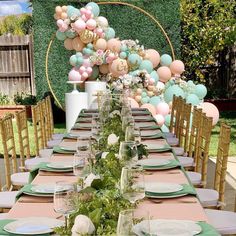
[137, 159, 170, 167]
[46, 162, 73, 169]
[31, 183, 56, 194]
[4, 217, 64, 235]
[133, 219, 202, 236]
[145, 182, 183, 194]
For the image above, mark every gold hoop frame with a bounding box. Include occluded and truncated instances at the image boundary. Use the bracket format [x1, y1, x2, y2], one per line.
[45, 1, 176, 109]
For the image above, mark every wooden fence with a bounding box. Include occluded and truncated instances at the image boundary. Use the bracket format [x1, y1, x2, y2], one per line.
[0, 34, 35, 97]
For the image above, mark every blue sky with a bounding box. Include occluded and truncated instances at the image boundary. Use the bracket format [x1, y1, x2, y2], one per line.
[0, 0, 32, 16]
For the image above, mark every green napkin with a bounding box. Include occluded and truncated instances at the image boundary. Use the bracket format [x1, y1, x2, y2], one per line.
[63, 133, 77, 140]
[197, 222, 220, 235]
[139, 125, 160, 130]
[15, 184, 53, 201]
[147, 144, 172, 153]
[28, 162, 73, 183]
[0, 219, 50, 236]
[78, 113, 93, 118]
[76, 117, 92, 123]
[142, 159, 181, 170]
[141, 133, 164, 140]
[53, 146, 75, 154]
[72, 123, 92, 130]
[145, 184, 197, 197]
[134, 117, 155, 122]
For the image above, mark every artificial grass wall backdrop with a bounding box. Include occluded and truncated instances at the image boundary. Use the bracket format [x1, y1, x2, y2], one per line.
[32, 0, 181, 107]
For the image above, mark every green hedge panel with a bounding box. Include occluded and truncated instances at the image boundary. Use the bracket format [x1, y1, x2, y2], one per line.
[32, 0, 181, 107]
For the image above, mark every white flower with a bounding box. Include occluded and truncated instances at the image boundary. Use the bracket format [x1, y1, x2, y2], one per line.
[101, 152, 109, 159]
[107, 133, 119, 146]
[71, 215, 95, 236]
[109, 110, 121, 118]
[84, 173, 101, 188]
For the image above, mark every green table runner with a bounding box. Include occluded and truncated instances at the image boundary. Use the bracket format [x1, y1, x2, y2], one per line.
[145, 184, 197, 197]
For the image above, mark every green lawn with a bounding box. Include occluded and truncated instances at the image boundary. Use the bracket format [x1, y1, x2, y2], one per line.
[0, 112, 235, 158]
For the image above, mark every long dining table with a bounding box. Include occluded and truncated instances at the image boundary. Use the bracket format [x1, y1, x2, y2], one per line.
[6, 108, 216, 234]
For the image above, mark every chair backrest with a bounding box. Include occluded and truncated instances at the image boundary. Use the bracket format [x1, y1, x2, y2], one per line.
[188, 107, 203, 158]
[175, 96, 186, 139]
[39, 99, 50, 143]
[214, 123, 231, 207]
[178, 102, 192, 153]
[195, 114, 213, 187]
[15, 109, 31, 167]
[31, 103, 46, 156]
[0, 114, 17, 190]
[45, 96, 54, 139]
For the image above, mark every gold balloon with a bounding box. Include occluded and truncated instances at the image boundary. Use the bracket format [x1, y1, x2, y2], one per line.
[79, 30, 94, 44]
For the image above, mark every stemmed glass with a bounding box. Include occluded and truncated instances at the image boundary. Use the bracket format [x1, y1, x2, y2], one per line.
[53, 181, 77, 229]
[120, 167, 145, 204]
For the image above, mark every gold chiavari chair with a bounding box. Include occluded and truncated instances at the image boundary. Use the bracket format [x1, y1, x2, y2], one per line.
[0, 115, 29, 190]
[186, 114, 213, 188]
[177, 107, 203, 169]
[15, 109, 52, 171]
[196, 123, 231, 209]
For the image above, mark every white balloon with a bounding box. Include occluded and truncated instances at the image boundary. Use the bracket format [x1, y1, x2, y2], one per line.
[156, 81, 165, 90]
[96, 16, 108, 28]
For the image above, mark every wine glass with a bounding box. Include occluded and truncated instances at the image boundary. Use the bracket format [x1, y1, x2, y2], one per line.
[76, 135, 90, 152]
[122, 116, 134, 132]
[54, 181, 77, 229]
[119, 141, 138, 164]
[125, 125, 135, 142]
[120, 167, 145, 204]
[117, 209, 150, 236]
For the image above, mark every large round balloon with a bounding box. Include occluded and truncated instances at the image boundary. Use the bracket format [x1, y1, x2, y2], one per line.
[164, 85, 185, 103]
[64, 38, 74, 50]
[145, 49, 160, 68]
[186, 94, 200, 106]
[139, 60, 153, 73]
[157, 66, 172, 83]
[170, 60, 185, 75]
[154, 114, 165, 126]
[200, 102, 219, 126]
[194, 84, 207, 99]
[164, 114, 171, 127]
[72, 37, 85, 51]
[107, 38, 121, 53]
[160, 54, 172, 66]
[128, 97, 139, 108]
[149, 96, 161, 106]
[150, 71, 159, 84]
[86, 2, 100, 17]
[156, 102, 170, 116]
[94, 38, 107, 50]
[128, 54, 142, 68]
[141, 104, 156, 116]
[110, 58, 128, 77]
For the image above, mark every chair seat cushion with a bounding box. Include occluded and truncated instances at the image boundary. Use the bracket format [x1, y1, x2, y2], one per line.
[0, 213, 9, 219]
[39, 148, 53, 158]
[52, 133, 64, 140]
[11, 172, 30, 186]
[205, 209, 236, 235]
[196, 188, 219, 207]
[186, 171, 202, 185]
[25, 157, 50, 171]
[177, 156, 194, 167]
[0, 191, 19, 208]
[166, 137, 179, 146]
[172, 147, 184, 156]
[163, 132, 175, 138]
[47, 139, 61, 148]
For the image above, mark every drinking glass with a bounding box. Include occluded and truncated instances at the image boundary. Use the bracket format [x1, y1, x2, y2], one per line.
[54, 181, 77, 228]
[125, 125, 135, 142]
[76, 135, 90, 152]
[117, 209, 150, 236]
[73, 152, 88, 177]
[122, 116, 134, 132]
[120, 167, 145, 204]
[119, 141, 138, 164]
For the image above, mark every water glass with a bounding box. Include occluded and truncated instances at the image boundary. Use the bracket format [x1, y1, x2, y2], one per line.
[122, 116, 134, 132]
[54, 181, 77, 228]
[117, 209, 150, 236]
[76, 135, 90, 152]
[73, 152, 88, 177]
[120, 167, 145, 204]
[125, 125, 135, 142]
[119, 141, 138, 164]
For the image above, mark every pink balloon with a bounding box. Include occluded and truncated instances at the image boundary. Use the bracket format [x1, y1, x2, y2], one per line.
[82, 72, 89, 79]
[80, 7, 86, 14]
[200, 102, 219, 126]
[57, 19, 64, 27]
[64, 38, 74, 50]
[154, 114, 165, 126]
[110, 58, 128, 77]
[107, 38, 121, 53]
[141, 104, 156, 116]
[83, 59, 91, 67]
[73, 19, 86, 33]
[170, 60, 185, 75]
[79, 66, 86, 73]
[72, 37, 85, 51]
[156, 66, 172, 83]
[145, 49, 160, 68]
[86, 67, 93, 74]
[68, 69, 81, 81]
[85, 9, 92, 19]
[156, 102, 170, 116]
[94, 38, 107, 51]
[128, 97, 139, 108]
[86, 19, 97, 30]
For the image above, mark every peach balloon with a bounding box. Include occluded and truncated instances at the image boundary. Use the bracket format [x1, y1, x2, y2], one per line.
[128, 97, 139, 108]
[145, 49, 160, 68]
[200, 102, 219, 126]
[136, 88, 142, 95]
[61, 6, 67, 11]
[156, 66, 172, 83]
[61, 12, 68, 20]
[154, 114, 165, 126]
[135, 95, 141, 103]
[99, 64, 109, 74]
[170, 60, 185, 75]
[110, 58, 128, 77]
[72, 37, 85, 51]
[94, 38, 107, 51]
[55, 6, 62, 14]
[107, 38, 121, 53]
[141, 104, 156, 116]
[156, 102, 170, 116]
[64, 38, 74, 50]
